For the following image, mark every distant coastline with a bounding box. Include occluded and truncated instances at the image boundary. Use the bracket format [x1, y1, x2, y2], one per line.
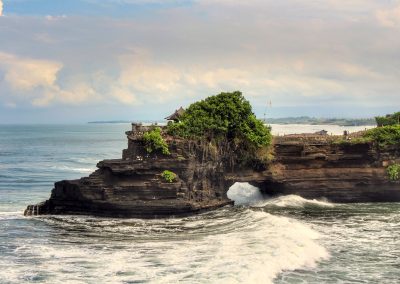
[88, 120, 163, 124]
[263, 116, 376, 126]
[88, 120, 131, 124]
[89, 117, 376, 127]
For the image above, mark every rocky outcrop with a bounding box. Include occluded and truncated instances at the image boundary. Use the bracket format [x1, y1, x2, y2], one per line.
[263, 137, 400, 202]
[25, 124, 400, 217]
[25, 124, 234, 217]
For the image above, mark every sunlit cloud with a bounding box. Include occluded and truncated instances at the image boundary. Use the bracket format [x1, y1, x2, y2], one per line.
[0, 52, 97, 106]
[376, 4, 400, 28]
[0, 0, 399, 121]
[0, 52, 62, 92]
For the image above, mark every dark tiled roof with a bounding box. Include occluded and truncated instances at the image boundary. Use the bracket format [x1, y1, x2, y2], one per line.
[165, 107, 185, 120]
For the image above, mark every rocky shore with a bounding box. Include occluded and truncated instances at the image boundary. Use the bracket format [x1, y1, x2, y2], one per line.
[25, 124, 400, 217]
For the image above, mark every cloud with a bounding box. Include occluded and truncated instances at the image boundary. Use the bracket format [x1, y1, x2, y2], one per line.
[0, 0, 3, 16]
[1, 0, 400, 119]
[376, 4, 400, 27]
[118, 52, 182, 97]
[0, 52, 62, 91]
[0, 52, 96, 106]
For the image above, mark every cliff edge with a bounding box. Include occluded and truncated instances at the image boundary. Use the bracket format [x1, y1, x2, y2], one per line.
[24, 124, 400, 218]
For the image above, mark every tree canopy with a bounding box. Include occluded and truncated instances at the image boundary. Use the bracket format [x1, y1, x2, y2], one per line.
[167, 91, 272, 148]
[363, 125, 400, 147]
[375, 112, 400, 126]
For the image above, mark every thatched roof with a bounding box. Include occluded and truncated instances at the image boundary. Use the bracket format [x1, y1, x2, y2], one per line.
[165, 107, 185, 121]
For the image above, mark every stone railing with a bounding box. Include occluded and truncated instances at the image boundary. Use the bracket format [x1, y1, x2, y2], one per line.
[127, 123, 167, 139]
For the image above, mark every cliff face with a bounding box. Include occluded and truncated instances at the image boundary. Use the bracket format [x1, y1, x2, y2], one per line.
[25, 125, 400, 217]
[263, 137, 400, 202]
[25, 125, 234, 217]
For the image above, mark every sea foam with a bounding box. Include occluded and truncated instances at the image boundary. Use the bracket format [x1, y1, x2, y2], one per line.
[1, 208, 329, 283]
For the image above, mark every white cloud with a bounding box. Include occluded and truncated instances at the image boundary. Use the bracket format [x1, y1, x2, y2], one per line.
[0, 0, 3, 17]
[377, 4, 400, 27]
[1, 0, 400, 117]
[109, 85, 138, 105]
[0, 52, 62, 91]
[0, 52, 96, 106]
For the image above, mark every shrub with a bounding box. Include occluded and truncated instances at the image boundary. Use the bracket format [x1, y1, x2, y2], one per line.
[143, 127, 170, 155]
[161, 170, 177, 183]
[362, 125, 400, 147]
[387, 164, 400, 181]
[375, 112, 400, 126]
[167, 91, 272, 148]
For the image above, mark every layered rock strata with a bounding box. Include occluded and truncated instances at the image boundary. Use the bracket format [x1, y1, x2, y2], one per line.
[25, 124, 400, 217]
[263, 136, 400, 202]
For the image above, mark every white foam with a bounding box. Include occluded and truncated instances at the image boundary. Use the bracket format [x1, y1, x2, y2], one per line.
[0, 211, 23, 220]
[256, 194, 334, 208]
[0, 210, 329, 283]
[227, 182, 265, 205]
[50, 165, 94, 173]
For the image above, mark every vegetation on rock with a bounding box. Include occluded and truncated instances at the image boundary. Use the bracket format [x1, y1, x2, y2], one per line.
[375, 112, 400, 127]
[387, 164, 400, 181]
[167, 91, 272, 148]
[143, 127, 170, 155]
[161, 170, 177, 183]
[363, 125, 400, 147]
[331, 124, 400, 147]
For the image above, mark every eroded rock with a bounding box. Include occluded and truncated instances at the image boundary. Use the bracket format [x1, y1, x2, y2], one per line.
[24, 124, 400, 217]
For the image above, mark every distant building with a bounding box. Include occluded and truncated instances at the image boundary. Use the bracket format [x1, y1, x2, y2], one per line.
[165, 107, 185, 122]
[314, 130, 328, 135]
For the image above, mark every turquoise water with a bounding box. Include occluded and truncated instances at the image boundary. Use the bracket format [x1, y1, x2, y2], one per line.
[0, 124, 399, 283]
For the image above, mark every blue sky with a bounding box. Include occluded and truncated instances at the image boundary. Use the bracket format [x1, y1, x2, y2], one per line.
[0, 0, 400, 123]
[3, 0, 195, 17]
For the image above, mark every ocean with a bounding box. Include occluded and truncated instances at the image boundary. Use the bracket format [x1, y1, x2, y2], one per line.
[0, 124, 399, 283]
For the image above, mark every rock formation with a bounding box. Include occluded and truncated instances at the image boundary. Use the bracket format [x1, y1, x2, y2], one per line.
[25, 124, 400, 217]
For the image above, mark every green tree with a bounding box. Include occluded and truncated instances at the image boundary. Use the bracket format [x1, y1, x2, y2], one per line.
[375, 112, 400, 126]
[167, 91, 272, 148]
[363, 125, 400, 147]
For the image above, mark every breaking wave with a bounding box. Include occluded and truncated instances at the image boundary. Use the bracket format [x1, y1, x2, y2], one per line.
[256, 194, 334, 209]
[1, 208, 329, 283]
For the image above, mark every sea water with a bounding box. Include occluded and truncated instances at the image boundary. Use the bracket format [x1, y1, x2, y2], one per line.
[0, 124, 399, 283]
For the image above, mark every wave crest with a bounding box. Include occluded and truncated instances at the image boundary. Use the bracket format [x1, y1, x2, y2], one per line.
[255, 194, 334, 209]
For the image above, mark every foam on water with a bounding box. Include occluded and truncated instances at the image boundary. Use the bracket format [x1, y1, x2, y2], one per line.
[0, 209, 329, 283]
[256, 194, 334, 209]
[2, 124, 399, 283]
[227, 182, 265, 205]
[227, 183, 334, 209]
[50, 165, 95, 173]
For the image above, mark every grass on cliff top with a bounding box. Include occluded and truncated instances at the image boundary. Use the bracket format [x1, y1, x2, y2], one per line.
[167, 91, 272, 148]
[332, 125, 400, 147]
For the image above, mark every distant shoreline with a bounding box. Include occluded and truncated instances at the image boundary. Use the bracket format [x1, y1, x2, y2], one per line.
[263, 117, 375, 127]
[89, 117, 376, 127]
[88, 121, 132, 124]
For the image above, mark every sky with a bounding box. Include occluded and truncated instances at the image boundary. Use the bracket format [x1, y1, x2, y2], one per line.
[0, 0, 400, 123]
